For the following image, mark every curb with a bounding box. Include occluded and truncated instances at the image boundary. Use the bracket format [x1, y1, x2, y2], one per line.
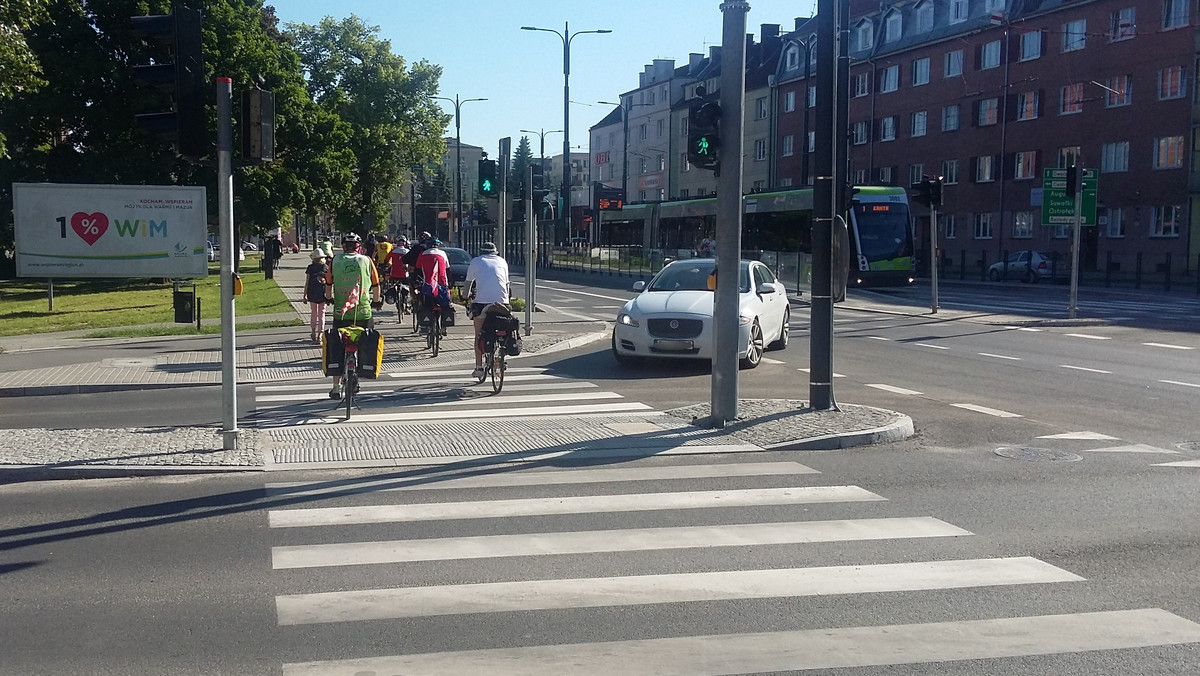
[0, 463, 265, 482]
[765, 412, 915, 451]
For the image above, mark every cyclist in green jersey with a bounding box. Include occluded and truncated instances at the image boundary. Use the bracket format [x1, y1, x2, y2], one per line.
[323, 232, 381, 399]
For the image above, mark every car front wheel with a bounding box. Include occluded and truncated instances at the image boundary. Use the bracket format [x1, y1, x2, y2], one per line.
[988, 268, 1001, 282]
[740, 320, 764, 369]
[768, 308, 789, 351]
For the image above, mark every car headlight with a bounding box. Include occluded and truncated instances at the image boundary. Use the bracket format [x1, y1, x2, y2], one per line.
[738, 315, 753, 326]
[618, 313, 640, 327]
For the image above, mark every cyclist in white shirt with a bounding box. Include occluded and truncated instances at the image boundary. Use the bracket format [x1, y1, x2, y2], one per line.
[465, 241, 510, 380]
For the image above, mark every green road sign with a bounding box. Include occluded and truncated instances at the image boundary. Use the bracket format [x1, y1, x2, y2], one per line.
[1041, 168, 1097, 226]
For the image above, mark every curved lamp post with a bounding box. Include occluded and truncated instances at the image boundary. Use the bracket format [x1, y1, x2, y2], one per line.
[433, 94, 487, 244]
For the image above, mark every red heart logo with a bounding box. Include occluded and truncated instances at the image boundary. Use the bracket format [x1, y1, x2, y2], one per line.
[71, 212, 109, 246]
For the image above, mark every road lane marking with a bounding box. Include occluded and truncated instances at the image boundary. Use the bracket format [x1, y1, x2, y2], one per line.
[761, 357, 786, 364]
[797, 368, 845, 377]
[1160, 379, 1200, 389]
[915, 343, 949, 350]
[536, 304, 604, 322]
[1038, 432, 1119, 440]
[1083, 444, 1179, 454]
[1004, 326, 1043, 332]
[1066, 333, 1111, 340]
[271, 516, 969, 568]
[865, 384, 923, 395]
[978, 352, 1021, 361]
[951, 403, 1023, 418]
[275, 557, 1082, 625]
[280, 609, 1200, 674]
[1060, 365, 1112, 374]
[1154, 459, 1200, 467]
[287, 401, 656, 425]
[267, 485, 887, 528]
[511, 281, 632, 303]
[255, 380, 596, 404]
[1143, 342, 1195, 350]
[866, 336, 891, 340]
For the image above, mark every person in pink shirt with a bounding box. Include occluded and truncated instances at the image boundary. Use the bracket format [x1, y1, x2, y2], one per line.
[415, 239, 449, 334]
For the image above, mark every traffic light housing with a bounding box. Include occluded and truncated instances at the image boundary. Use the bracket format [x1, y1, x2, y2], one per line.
[928, 175, 943, 208]
[911, 175, 944, 209]
[687, 101, 721, 171]
[1065, 164, 1080, 198]
[130, 7, 206, 159]
[240, 88, 275, 163]
[478, 159, 498, 197]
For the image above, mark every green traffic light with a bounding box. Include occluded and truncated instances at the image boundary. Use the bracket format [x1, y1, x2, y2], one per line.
[482, 179, 492, 192]
[696, 136, 710, 156]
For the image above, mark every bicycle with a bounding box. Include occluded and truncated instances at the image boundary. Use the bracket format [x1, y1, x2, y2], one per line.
[424, 300, 443, 357]
[334, 324, 365, 420]
[477, 313, 517, 393]
[382, 281, 409, 324]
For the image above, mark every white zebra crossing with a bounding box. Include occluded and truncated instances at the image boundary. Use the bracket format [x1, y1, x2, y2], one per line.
[266, 459, 1200, 672]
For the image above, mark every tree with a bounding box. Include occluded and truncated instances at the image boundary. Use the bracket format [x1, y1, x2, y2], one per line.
[511, 136, 533, 191]
[0, 0, 50, 157]
[288, 15, 447, 236]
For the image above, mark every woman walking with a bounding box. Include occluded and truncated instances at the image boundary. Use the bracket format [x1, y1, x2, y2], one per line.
[303, 249, 330, 343]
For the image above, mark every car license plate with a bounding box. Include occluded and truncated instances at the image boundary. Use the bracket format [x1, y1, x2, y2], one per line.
[653, 339, 694, 351]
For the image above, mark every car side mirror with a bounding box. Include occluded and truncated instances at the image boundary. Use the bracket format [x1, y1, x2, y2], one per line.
[758, 282, 777, 295]
[632, 281, 646, 292]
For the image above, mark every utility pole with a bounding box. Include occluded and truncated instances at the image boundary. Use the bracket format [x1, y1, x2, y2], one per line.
[216, 76, 238, 450]
[498, 137, 510, 256]
[810, 0, 837, 411]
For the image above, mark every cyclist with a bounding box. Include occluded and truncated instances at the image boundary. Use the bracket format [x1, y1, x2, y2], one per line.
[415, 237, 450, 335]
[373, 234, 393, 270]
[465, 241, 510, 380]
[323, 232, 381, 399]
[382, 236, 410, 319]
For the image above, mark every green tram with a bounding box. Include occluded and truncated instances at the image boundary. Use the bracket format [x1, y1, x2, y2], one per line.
[599, 185, 916, 287]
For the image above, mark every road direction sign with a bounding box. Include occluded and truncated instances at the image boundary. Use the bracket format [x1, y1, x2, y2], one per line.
[1041, 168, 1097, 226]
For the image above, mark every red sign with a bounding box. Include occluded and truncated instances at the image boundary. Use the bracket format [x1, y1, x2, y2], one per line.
[595, 151, 610, 165]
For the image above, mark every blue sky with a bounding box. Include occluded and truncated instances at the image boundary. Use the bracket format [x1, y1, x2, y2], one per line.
[275, 1, 815, 158]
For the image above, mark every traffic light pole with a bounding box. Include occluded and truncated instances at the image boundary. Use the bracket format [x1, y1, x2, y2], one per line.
[525, 164, 536, 336]
[498, 137, 510, 254]
[216, 77, 239, 450]
[1069, 189, 1082, 319]
[930, 205, 940, 313]
[709, 0, 750, 427]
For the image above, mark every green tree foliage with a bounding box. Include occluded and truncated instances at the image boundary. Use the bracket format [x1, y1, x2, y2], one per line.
[288, 15, 447, 236]
[511, 136, 533, 189]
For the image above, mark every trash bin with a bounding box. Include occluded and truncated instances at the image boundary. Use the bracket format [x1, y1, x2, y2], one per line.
[173, 289, 195, 323]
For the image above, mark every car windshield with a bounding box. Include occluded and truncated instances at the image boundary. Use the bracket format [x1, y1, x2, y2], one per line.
[648, 262, 750, 293]
[444, 248, 471, 265]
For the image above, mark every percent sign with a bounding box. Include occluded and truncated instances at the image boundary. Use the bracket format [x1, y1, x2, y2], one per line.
[66, 212, 110, 245]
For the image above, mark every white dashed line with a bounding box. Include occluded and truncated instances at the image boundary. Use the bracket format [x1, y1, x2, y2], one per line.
[915, 343, 949, 350]
[1066, 333, 1111, 340]
[1005, 326, 1043, 332]
[761, 358, 786, 365]
[978, 353, 1021, 361]
[951, 403, 1023, 418]
[865, 384, 923, 396]
[1160, 379, 1200, 389]
[866, 336, 891, 341]
[1143, 342, 1195, 350]
[797, 368, 845, 377]
[1154, 459, 1200, 467]
[1038, 432, 1119, 440]
[1060, 365, 1112, 374]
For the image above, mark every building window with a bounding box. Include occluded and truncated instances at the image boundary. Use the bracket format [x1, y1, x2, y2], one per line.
[807, 131, 815, 151]
[756, 97, 768, 119]
[752, 180, 766, 191]
[880, 65, 899, 92]
[657, 154, 665, 171]
[976, 155, 995, 182]
[909, 163, 925, 186]
[608, 132, 615, 147]
[1058, 146, 1081, 167]
[1105, 74, 1132, 106]
[784, 91, 796, 112]
[944, 214, 957, 238]
[1050, 223, 1069, 239]
[912, 57, 931, 85]
[639, 123, 647, 141]
[881, 116, 897, 141]
[639, 157, 647, 174]
[911, 110, 928, 136]
[639, 190, 646, 201]
[942, 158, 959, 184]
[855, 168, 868, 184]
[1060, 83, 1084, 114]
[1013, 211, 1034, 238]
[1020, 31, 1042, 60]
[856, 21, 874, 49]
[1158, 66, 1186, 99]
[1106, 207, 1125, 237]
[1111, 7, 1136, 40]
[681, 154, 690, 172]
[680, 188, 690, 198]
[782, 135, 795, 157]
[1101, 141, 1129, 172]
[879, 166, 893, 183]
[885, 11, 902, 41]
[981, 41, 1002, 69]
[986, 0, 1005, 11]
[780, 178, 794, 187]
[1163, 0, 1189, 29]
[657, 119, 664, 137]
[1152, 205, 1182, 236]
[945, 49, 964, 77]
[1014, 151, 1037, 179]
[681, 117, 688, 136]
[754, 138, 767, 161]
[852, 120, 869, 144]
[974, 213, 994, 239]
[807, 86, 817, 108]
[978, 97, 999, 125]
[1154, 135, 1185, 168]
[943, 104, 961, 131]
[1017, 91, 1039, 120]
[1062, 19, 1086, 51]
[809, 35, 818, 67]
[950, 0, 968, 23]
[916, 1, 934, 31]
[854, 72, 870, 97]
[785, 45, 800, 70]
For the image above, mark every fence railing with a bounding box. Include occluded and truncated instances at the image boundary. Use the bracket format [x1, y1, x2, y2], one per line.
[932, 248, 1199, 294]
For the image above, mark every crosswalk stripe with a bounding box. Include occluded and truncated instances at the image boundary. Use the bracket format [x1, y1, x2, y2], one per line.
[275, 556, 1082, 625]
[1038, 431, 1119, 440]
[388, 367, 547, 379]
[952, 403, 1023, 418]
[267, 485, 886, 528]
[283, 401, 656, 425]
[280, 608, 1200, 675]
[263, 461, 820, 497]
[865, 383, 923, 395]
[254, 368, 551, 392]
[1143, 342, 1194, 350]
[271, 516, 968, 569]
[255, 380, 598, 404]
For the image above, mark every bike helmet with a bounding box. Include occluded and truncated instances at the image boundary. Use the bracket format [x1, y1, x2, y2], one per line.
[418, 231, 432, 243]
[341, 233, 362, 251]
[429, 238, 441, 247]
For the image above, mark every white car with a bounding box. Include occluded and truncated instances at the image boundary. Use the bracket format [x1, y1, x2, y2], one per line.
[612, 259, 790, 369]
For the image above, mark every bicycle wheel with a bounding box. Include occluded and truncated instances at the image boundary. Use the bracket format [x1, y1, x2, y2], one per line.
[344, 363, 356, 420]
[430, 312, 441, 357]
[490, 344, 504, 393]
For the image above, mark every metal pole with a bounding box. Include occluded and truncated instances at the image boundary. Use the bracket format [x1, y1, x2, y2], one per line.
[562, 22, 571, 252]
[930, 205, 940, 313]
[525, 164, 536, 336]
[498, 137, 510, 252]
[454, 96, 462, 246]
[1069, 190, 1082, 319]
[217, 77, 238, 449]
[810, 0, 836, 410]
[710, 0, 749, 426]
[801, 41, 811, 186]
[623, 102, 630, 204]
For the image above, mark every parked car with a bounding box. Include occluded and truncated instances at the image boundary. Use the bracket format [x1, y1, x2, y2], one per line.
[987, 250, 1067, 283]
[241, 241, 258, 251]
[205, 241, 216, 262]
[442, 247, 473, 288]
[611, 258, 790, 369]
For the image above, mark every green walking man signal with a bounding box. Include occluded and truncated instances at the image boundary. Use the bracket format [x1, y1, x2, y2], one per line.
[478, 159, 498, 197]
[687, 101, 721, 172]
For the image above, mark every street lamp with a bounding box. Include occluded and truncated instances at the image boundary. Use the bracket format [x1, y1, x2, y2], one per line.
[598, 99, 656, 203]
[521, 22, 611, 241]
[433, 94, 487, 245]
[520, 128, 563, 221]
[788, 36, 815, 187]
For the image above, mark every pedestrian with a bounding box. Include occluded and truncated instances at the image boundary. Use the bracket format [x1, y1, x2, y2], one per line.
[303, 249, 330, 343]
[318, 236, 334, 261]
[264, 234, 283, 279]
[465, 241, 510, 381]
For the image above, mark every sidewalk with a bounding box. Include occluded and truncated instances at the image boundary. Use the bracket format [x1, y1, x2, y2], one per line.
[0, 252, 912, 478]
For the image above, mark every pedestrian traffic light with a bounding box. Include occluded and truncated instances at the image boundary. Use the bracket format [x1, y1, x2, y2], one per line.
[241, 88, 275, 163]
[478, 159, 498, 197]
[687, 101, 722, 172]
[130, 7, 206, 159]
[928, 175, 943, 208]
[911, 177, 932, 208]
[1066, 164, 1080, 198]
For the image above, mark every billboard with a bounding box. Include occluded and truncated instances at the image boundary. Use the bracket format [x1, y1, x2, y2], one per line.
[13, 183, 208, 278]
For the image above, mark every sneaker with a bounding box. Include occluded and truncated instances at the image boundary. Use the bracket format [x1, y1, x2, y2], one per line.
[328, 384, 342, 400]
[471, 367, 485, 381]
